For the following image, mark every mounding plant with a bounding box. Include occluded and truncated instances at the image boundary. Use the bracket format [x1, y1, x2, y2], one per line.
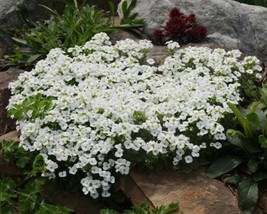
[7, 33, 262, 199]
[207, 85, 267, 213]
[153, 7, 207, 45]
[7, 0, 143, 68]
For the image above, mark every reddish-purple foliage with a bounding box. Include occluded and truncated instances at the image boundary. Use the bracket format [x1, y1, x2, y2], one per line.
[153, 8, 207, 44]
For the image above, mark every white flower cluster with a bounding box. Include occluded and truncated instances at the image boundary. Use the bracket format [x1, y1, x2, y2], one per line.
[8, 33, 262, 198]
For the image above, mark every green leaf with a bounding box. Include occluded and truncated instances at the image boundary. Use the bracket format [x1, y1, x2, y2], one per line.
[16, 153, 31, 169]
[108, 1, 115, 14]
[226, 129, 261, 153]
[237, 178, 258, 214]
[224, 175, 242, 185]
[207, 155, 243, 178]
[261, 86, 267, 105]
[37, 201, 73, 214]
[0, 178, 16, 191]
[0, 192, 10, 202]
[108, 1, 115, 26]
[253, 171, 267, 182]
[226, 129, 245, 148]
[247, 102, 260, 114]
[126, 0, 137, 18]
[122, 1, 128, 17]
[154, 203, 179, 214]
[246, 113, 260, 127]
[259, 135, 267, 149]
[133, 111, 147, 125]
[11, 37, 27, 45]
[100, 209, 120, 214]
[247, 159, 259, 173]
[0, 177, 17, 203]
[255, 108, 267, 130]
[23, 177, 45, 195]
[31, 155, 46, 177]
[129, 13, 139, 21]
[228, 103, 252, 137]
[27, 54, 42, 64]
[39, 4, 59, 16]
[19, 178, 46, 213]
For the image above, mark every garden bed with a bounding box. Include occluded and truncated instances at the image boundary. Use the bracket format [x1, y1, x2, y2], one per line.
[1, 0, 267, 213]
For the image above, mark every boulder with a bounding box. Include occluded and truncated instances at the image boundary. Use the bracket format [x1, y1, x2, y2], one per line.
[0, 0, 22, 20]
[0, 0, 121, 28]
[118, 0, 267, 63]
[0, 0, 121, 47]
[121, 168, 240, 214]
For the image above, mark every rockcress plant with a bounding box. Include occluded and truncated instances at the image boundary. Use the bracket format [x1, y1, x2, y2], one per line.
[7, 33, 262, 198]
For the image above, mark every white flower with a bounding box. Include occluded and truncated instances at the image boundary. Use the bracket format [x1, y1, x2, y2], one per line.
[166, 41, 180, 50]
[185, 155, 193, 163]
[213, 142, 222, 149]
[145, 58, 154, 65]
[8, 32, 262, 199]
[58, 171, 67, 177]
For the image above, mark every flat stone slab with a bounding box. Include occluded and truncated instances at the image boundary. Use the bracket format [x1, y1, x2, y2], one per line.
[0, 130, 18, 142]
[121, 168, 239, 214]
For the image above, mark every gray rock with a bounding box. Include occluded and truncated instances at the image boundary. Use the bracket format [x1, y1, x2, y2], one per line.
[118, 0, 267, 63]
[0, 0, 64, 45]
[0, 0, 22, 20]
[0, 0, 121, 27]
[121, 168, 240, 214]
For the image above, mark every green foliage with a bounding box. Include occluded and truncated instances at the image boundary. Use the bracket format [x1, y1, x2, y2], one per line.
[133, 111, 148, 125]
[8, 2, 111, 65]
[237, 178, 258, 214]
[238, 72, 261, 106]
[0, 140, 72, 213]
[7, 0, 144, 67]
[207, 86, 267, 213]
[120, 0, 144, 26]
[100, 202, 180, 214]
[207, 155, 243, 178]
[0, 140, 31, 169]
[0, 176, 73, 214]
[0, 139, 46, 177]
[37, 201, 74, 214]
[8, 93, 55, 121]
[0, 177, 17, 214]
[235, 0, 267, 7]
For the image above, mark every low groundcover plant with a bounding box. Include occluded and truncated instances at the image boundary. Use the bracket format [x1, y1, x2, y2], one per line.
[7, 33, 262, 199]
